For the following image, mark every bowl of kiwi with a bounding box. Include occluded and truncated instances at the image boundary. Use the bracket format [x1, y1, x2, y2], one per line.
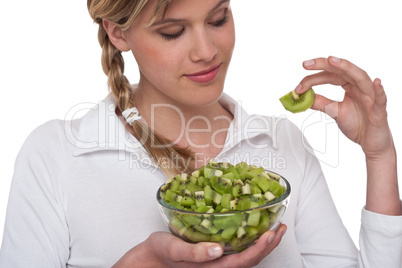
[157, 161, 291, 253]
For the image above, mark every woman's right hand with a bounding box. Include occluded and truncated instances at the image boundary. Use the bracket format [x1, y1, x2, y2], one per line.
[113, 224, 287, 268]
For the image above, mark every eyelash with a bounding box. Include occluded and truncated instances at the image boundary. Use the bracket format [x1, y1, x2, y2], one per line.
[211, 15, 229, 27]
[160, 15, 230, 41]
[161, 28, 185, 41]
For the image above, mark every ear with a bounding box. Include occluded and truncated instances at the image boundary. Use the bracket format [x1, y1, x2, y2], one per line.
[102, 19, 130, 52]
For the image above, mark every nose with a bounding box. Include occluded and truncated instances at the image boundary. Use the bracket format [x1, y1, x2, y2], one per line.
[190, 29, 217, 62]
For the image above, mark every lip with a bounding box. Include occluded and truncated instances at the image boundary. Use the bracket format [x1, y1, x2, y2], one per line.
[184, 63, 221, 83]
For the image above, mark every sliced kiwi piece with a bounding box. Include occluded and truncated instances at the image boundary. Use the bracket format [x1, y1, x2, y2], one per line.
[214, 214, 243, 230]
[181, 214, 202, 226]
[231, 226, 259, 252]
[194, 191, 206, 207]
[204, 167, 224, 178]
[220, 226, 238, 241]
[180, 195, 195, 207]
[195, 205, 210, 213]
[257, 211, 270, 234]
[279, 88, 315, 113]
[194, 219, 219, 235]
[237, 197, 251, 211]
[164, 190, 183, 203]
[207, 161, 232, 173]
[235, 162, 249, 174]
[247, 211, 261, 227]
[210, 176, 232, 194]
[221, 193, 233, 209]
[183, 227, 211, 242]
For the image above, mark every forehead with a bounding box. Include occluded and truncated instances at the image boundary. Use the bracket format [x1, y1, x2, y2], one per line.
[156, 0, 229, 20]
[132, 0, 229, 28]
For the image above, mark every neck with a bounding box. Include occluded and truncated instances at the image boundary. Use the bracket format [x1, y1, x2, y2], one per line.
[133, 84, 233, 166]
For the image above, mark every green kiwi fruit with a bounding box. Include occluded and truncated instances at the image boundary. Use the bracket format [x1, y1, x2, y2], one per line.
[220, 226, 238, 241]
[210, 176, 232, 194]
[230, 226, 259, 252]
[214, 214, 242, 230]
[160, 161, 288, 252]
[194, 219, 220, 235]
[279, 88, 315, 113]
[194, 191, 206, 207]
[182, 227, 211, 242]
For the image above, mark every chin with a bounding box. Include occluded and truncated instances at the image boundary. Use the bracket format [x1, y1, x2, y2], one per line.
[180, 83, 225, 108]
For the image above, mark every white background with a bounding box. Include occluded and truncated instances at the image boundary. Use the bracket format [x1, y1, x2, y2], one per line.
[1, 0, 401, 249]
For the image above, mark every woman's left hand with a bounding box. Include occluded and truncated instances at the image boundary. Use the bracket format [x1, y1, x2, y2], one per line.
[296, 56, 394, 159]
[297, 56, 401, 216]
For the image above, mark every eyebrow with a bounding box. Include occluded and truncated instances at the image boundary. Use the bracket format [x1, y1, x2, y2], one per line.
[151, 0, 230, 26]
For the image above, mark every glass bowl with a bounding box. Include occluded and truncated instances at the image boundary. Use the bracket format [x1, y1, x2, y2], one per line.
[156, 171, 291, 253]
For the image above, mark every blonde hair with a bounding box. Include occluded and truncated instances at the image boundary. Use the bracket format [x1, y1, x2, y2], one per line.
[87, 0, 193, 177]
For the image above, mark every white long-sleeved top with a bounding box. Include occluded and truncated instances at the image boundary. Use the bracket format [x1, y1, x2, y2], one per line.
[0, 92, 401, 268]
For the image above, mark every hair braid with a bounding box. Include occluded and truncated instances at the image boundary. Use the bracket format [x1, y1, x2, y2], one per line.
[88, 0, 193, 178]
[98, 25, 133, 111]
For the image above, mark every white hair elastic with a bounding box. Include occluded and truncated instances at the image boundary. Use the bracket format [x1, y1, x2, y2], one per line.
[122, 107, 142, 125]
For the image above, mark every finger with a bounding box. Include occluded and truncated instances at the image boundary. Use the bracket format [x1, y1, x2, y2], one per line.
[326, 56, 374, 94]
[372, 78, 388, 119]
[216, 224, 288, 268]
[295, 71, 348, 94]
[302, 57, 343, 75]
[160, 233, 223, 263]
[373, 78, 387, 107]
[303, 57, 373, 95]
[311, 94, 340, 120]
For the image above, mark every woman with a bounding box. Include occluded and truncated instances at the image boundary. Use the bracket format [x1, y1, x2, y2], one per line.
[0, 0, 401, 267]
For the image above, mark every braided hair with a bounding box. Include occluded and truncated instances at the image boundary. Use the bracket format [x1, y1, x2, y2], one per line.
[88, 0, 193, 177]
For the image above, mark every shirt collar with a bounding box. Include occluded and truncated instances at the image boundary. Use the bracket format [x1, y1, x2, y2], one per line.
[69, 92, 274, 157]
[219, 93, 276, 156]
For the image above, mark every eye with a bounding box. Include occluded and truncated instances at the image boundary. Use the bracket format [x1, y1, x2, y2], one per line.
[160, 28, 185, 41]
[210, 15, 229, 28]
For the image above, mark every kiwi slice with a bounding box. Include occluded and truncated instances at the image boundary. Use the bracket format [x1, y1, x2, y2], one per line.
[220, 226, 238, 241]
[210, 176, 232, 194]
[194, 191, 206, 207]
[247, 211, 261, 227]
[182, 214, 202, 226]
[204, 167, 223, 178]
[221, 193, 233, 209]
[194, 219, 220, 235]
[230, 226, 259, 252]
[279, 88, 315, 113]
[183, 227, 211, 242]
[214, 214, 242, 230]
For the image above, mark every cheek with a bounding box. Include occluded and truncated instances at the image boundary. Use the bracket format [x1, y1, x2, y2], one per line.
[133, 40, 183, 78]
[224, 24, 236, 53]
[214, 24, 236, 57]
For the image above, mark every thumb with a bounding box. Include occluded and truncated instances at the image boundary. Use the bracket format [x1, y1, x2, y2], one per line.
[167, 238, 224, 263]
[311, 94, 340, 120]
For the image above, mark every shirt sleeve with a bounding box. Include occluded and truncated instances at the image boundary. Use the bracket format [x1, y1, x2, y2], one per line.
[295, 145, 359, 267]
[358, 207, 402, 267]
[292, 124, 402, 267]
[0, 121, 69, 268]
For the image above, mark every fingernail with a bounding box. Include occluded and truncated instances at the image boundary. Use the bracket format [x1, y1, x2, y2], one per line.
[208, 246, 223, 259]
[295, 84, 302, 93]
[280, 226, 287, 237]
[331, 56, 341, 63]
[303, 59, 315, 67]
[267, 233, 275, 244]
[377, 78, 383, 87]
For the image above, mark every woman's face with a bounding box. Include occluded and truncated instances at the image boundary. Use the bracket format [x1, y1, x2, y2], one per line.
[124, 0, 235, 108]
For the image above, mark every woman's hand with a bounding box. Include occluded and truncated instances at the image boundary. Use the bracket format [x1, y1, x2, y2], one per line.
[297, 56, 401, 215]
[296, 56, 393, 158]
[113, 224, 287, 268]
